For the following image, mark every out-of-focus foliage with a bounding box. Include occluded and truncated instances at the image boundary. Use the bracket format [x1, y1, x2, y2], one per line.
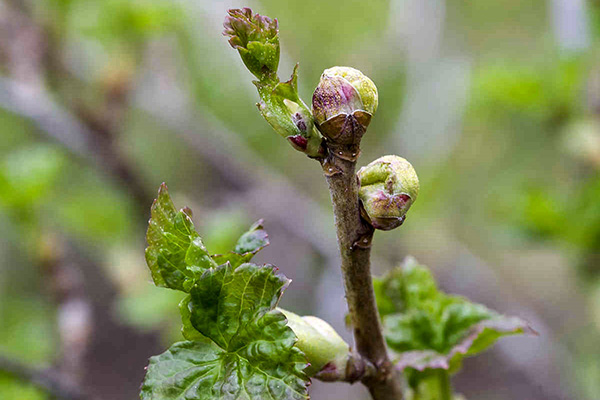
[374, 257, 533, 398]
[1, 0, 600, 399]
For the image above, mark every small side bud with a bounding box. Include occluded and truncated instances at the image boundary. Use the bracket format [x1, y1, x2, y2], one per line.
[223, 8, 280, 81]
[280, 309, 351, 378]
[312, 67, 378, 157]
[358, 155, 419, 230]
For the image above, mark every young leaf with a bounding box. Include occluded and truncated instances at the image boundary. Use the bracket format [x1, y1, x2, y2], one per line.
[142, 263, 309, 400]
[374, 257, 535, 373]
[212, 219, 270, 267]
[145, 183, 218, 292]
[223, 8, 324, 157]
[178, 295, 209, 342]
[223, 7, 280, 82]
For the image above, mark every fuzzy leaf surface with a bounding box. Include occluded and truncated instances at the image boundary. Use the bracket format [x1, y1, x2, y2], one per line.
[145, 184, 218, 292]
[143, 263, 309, 399]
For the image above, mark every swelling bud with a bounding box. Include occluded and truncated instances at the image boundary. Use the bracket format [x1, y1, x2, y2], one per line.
[279, 309, 352, 379]
[358, 155, 419, 231]
[312, 67, 378, 159]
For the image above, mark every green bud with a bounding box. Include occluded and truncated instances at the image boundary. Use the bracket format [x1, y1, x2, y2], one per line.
[279, 309, 350, 378]
[312, 66, 378, 147]
[223, 8, 280, 81]
[358, 155, 419, 231]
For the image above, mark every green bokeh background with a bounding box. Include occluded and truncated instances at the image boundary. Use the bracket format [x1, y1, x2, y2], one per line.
[1, 0, 599, 399]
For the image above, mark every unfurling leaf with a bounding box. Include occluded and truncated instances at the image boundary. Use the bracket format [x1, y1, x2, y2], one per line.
[212, 219, 270, 267]
[142, 263, 309, 400]
[145, 183, 218, 292]
[223, 7, 280, 81]
[374, 257, 535, 375]
[224, 8, 324, 157]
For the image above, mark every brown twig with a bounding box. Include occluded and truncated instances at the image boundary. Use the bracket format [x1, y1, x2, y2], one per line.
[321, 153, 404, 399]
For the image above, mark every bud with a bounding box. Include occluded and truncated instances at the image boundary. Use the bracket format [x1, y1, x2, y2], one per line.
[312, 67, 378, 148]
[358, 155, 419, 231]
[223, 8, 280, 81]
[279, 309, 351, 378]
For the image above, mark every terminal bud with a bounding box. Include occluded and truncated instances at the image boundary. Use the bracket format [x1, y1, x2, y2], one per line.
[312, 67, 378, 155]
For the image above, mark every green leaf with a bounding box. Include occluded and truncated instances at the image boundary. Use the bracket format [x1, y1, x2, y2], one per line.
[212, 220, 270, 268]
[145, 183, 218, 292]
[223, 8, 323, 157]
[223, 8, 280, 81]
[142, 263, 309, 399]
[374, 257, 536, 374]
[234, 219, 269, 254]
[178, 295, 209, 342]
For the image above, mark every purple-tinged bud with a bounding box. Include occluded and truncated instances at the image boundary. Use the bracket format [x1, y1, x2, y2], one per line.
[312, 67, 378, 153]
[358, 155, 419, 231]
[223, 8, 280, 80]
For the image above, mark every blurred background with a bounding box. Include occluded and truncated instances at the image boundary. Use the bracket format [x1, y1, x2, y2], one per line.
[0, 0, 598, 399]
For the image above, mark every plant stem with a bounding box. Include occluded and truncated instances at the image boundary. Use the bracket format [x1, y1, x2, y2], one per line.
[322, 155, 404, 399]
[438, 370, 452, 400]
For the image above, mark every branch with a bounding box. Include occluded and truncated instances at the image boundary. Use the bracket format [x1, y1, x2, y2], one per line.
[0, 0, 152, 215]
[0, 355, 90, 400]
[0, 75, 153, 215]
[322, 155, 404, 399]
[38, 233, 92, 386]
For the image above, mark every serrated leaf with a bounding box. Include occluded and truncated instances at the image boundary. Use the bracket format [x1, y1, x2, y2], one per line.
[143, 263, 309, 400]
[213, 220, 270, 268]
[145, 183, 218, 292]
[374, 257, 535, 374]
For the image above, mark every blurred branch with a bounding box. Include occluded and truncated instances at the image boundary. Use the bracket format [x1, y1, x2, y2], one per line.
[0, 5, 161, 399]
[0, 0, 152, 214]
[0, 355, 89, 400]
[0, 77, 95, 160]
[139, 99, 338, 259]
[54, 235, 162, 400]
[0, 76, 152, 214]
[38, 233, 92, 387]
